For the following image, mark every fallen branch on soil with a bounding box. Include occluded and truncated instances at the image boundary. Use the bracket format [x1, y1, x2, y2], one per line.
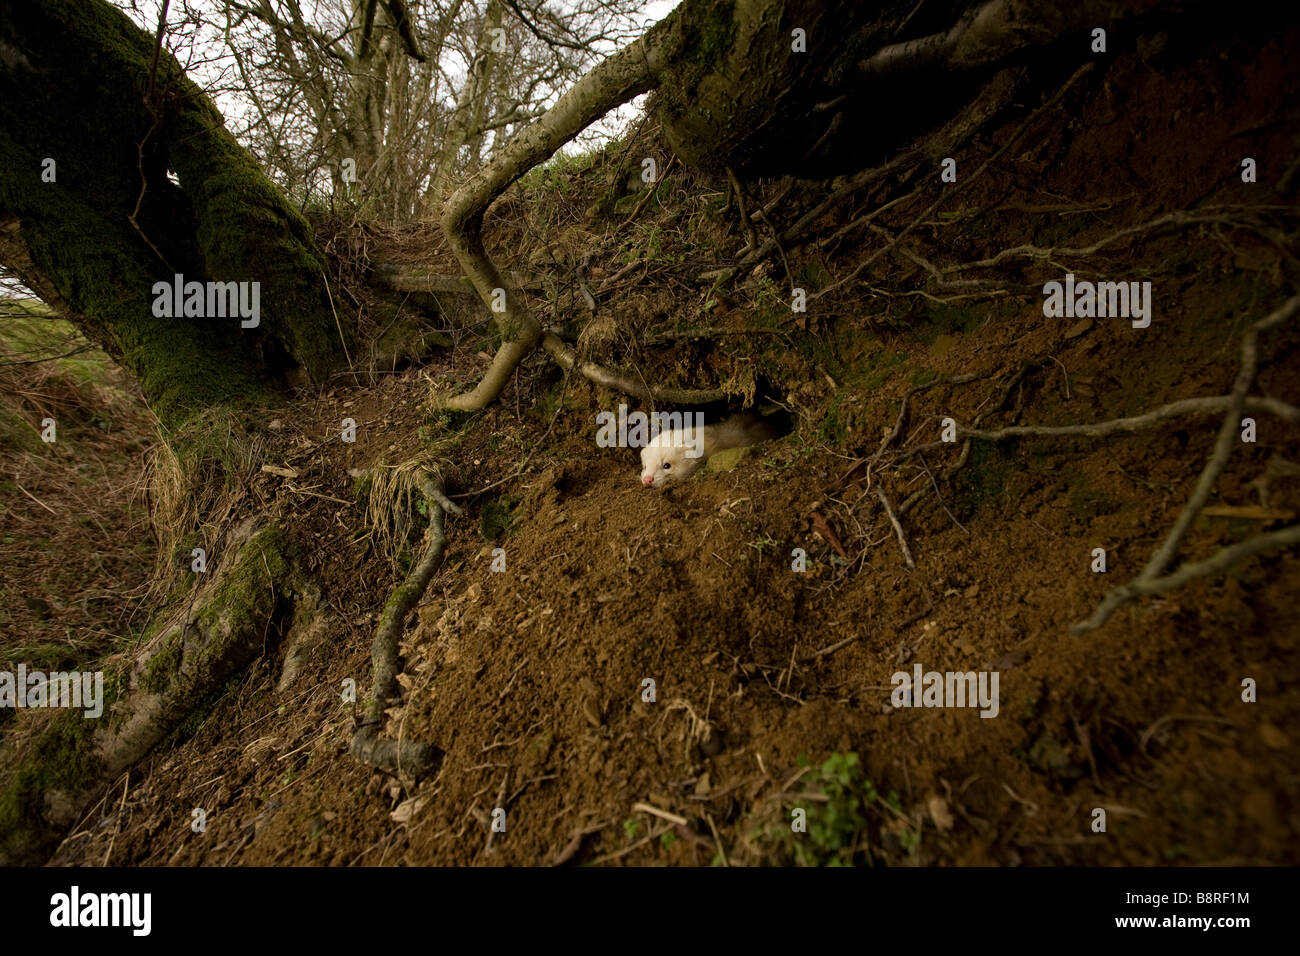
[540, 331, 727, 404]
[876, 485, 915, 569]
[352, 470, 462, 778]
[1072, 293, 1300, 632]
[1073, 523, 1300, 634]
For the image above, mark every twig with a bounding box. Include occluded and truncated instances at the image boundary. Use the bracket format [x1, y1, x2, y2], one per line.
[706, 813, 729, 867]
[485, 771, 510, 853]
[14, 480, 56, 514]
[725, 166, 759, 254]
[631, 802, 688, 827]
[876, 485, 915, 569]
[1141, 295, 1299, 579]
[1072, 523, 1300, 634]
[319, 267, 354, 371]
[541, 331, 726, 404]
[1073, 294, 1300, 632]
[624, 155, 676, 226]
[917, 452, 968, 534]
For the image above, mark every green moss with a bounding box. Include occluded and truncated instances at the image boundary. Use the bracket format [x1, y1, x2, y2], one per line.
[0, 670, 123, 864]
[1068, 488, 1121, 520]
[798, 259, 832, 291]
[916, 302, 986, 343]
[141, 639, 182, 694]
[0, 523, 292, 864]
[376, 314, 451, 365]
[818, 394, 848, 446]
[480, 495, 519, 541]
[953, 438, 1017, 521]
[669, 1, 737, 96]
[3, 643, 77, 671]
[0, 0, 346, 426]
[161, 671, 244, 747]
[858, 349, 907, 391]
[193, 525, 293, 649]
[353, 474, 374, 509]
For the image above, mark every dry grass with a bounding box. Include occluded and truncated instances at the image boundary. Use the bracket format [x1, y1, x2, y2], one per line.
[365, 457, 447, 568]
[139, 408, 264, 605]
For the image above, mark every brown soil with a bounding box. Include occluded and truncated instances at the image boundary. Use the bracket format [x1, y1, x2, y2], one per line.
[21, 23, 1300, 866]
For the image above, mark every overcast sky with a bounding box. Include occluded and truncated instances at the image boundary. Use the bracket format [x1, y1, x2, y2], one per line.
[112, 0, 678, 150]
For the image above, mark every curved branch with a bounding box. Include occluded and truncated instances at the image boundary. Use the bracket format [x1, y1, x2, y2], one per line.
[858, 0, 1159, 76]
[1065, 294, 1300, 633]
[540, 332, 727, 404]
[896, 392, 1300, 464]
[436, 11, 684, 411]
[1139, 294, 1300, 578]
[352, 471, 462, 778]
[1071, 523, 1300, 634]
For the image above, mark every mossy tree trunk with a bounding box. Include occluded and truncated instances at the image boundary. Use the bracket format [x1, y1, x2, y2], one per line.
[0, 0, 351, 426]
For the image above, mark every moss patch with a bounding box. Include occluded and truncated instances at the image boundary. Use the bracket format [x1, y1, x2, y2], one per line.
[0, 671, 122, 865]
[481, 495, 519, 542]
[953, 438, 1018, 522]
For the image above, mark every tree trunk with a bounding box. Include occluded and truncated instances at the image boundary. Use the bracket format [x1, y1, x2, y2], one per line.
[0, 0, 351, 426]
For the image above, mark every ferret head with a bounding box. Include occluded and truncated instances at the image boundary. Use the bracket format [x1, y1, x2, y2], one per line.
[640, 431, 705, 488]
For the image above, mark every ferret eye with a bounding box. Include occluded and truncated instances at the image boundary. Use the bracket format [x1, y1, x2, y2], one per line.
[662, 462, 671, 470]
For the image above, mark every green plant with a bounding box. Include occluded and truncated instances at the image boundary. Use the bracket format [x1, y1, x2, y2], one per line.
[480, 495, 518, 541]
[791, 752, 874, 866]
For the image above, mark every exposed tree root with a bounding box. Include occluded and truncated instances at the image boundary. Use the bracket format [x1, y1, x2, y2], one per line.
[876, 485, 915, 569]
[857, 294, 1300, 633]
[814, 63, 1092, 301]
[351, 470, 461, 778]
[935, 394, 1299, 448]
[1072, 293, 1300, 631]
[947, 210, 1286, 275]
[1073, 523, 1300, 634]
[434, 13, 683, 411]
[699, 66, 1025, 285]
[540, 332, 727, 404]
[0, 518, 300, 864]
[858, 0, 1174, 77]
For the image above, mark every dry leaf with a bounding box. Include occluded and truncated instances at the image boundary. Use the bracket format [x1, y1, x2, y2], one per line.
[390, 795, 427, 824]
[928, 794, 955, 832]
[810, 511, 847, 558]
[261, 463, 300, 479]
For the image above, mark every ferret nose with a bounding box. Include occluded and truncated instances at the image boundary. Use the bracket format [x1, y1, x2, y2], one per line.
[642, 474, 654, 486]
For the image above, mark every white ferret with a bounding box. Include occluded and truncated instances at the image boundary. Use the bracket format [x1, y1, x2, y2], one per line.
[640, 412, 780, 488]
